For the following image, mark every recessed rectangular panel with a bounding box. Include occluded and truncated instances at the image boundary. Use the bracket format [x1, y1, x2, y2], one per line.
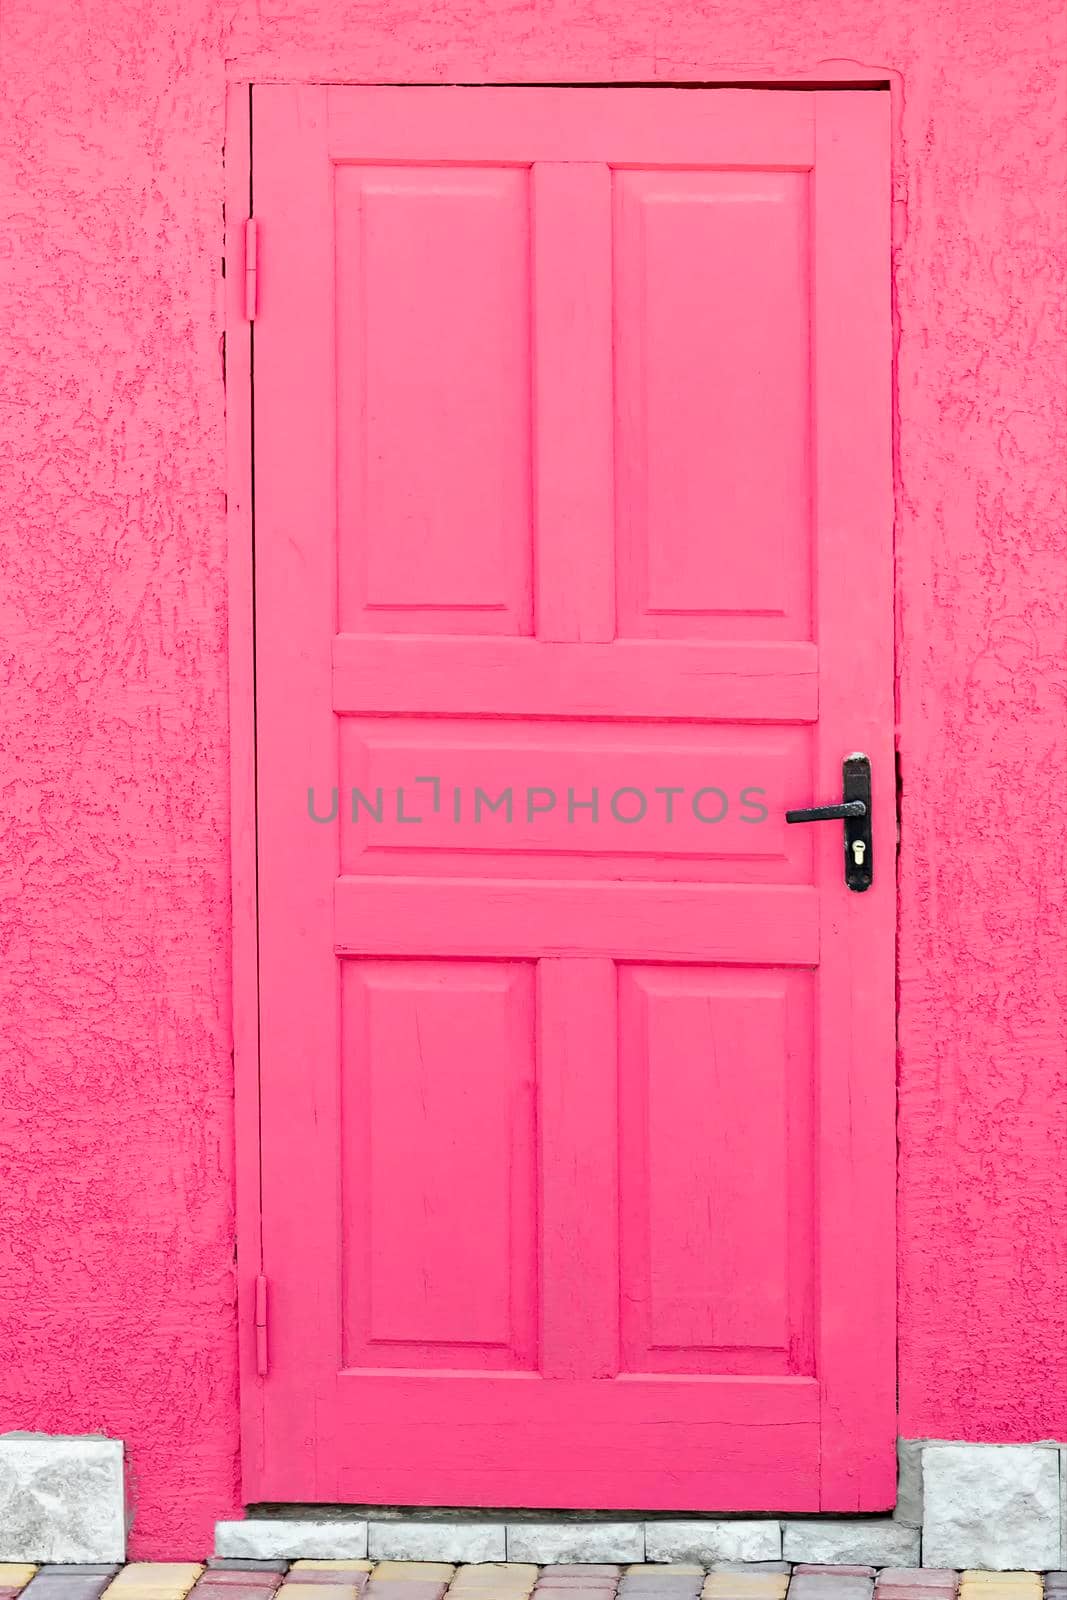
[618, 965, 814, 1374]
[338, 717, 811, 878]
[335, 165, 533, 634]
[614, 170, 812, 640]
[340, 958, 538, 1370]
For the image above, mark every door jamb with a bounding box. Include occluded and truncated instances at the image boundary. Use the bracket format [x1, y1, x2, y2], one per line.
[225, 69, 901, 1509]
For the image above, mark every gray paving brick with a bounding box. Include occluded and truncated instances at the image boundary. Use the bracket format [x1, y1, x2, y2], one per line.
[794, 1572, 875, 1581]
[37, 1571, 120, 1579]
[205, 1565, 290, 1575]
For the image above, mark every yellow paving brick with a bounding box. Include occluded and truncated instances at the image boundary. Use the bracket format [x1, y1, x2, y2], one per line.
[958, 1588, 1040, 1592]
[0, 1568, 37, 1589]
[960, 1580, 1041, 1588]
[103, 1587, 201, 1599]
[107, 1568, 204, 1595]
[290, 1565, 374, 1574]
[959, 1588, 1041, 1596]
[448, 1566, 538, 1580]
[959, 1588, 1042, 1597]
[111, 1569, 204, 1584]
[960, 1585, 1041, 1592]
[371, 1566, 456, 1583]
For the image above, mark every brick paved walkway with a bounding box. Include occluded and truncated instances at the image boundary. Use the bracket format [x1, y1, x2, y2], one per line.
[1, 1562, 1065, 1600]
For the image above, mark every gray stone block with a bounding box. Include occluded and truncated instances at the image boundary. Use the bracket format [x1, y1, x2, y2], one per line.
[920, 1443, 1060, 1570]
[367, 1522, 506, 1563]
[645, 1524, 782, 1564]
[214, 1522, 368, 1560]
[783, 1521, 920, 1567]
[894, 1440, 928, 1528]
[0, 1436, 125, 1564]
[506, 1524, 645, 1564]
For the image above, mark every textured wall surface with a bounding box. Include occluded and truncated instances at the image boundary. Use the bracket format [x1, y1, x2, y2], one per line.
[0, 0, 1065, 1561]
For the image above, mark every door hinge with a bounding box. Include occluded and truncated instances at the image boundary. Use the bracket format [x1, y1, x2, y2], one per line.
[244, 217, 258, 322]
[254, 1272, 268, 1376]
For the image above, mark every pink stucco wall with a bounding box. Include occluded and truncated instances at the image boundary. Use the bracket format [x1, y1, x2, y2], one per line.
[1, 0, 1065, 1561]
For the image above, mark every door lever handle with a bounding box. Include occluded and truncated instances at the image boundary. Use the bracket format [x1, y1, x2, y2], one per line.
[785, 800, 866, 823]
[785, 754, 873, 892]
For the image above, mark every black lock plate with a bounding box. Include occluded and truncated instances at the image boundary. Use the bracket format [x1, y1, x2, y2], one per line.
[843, 753, 872, 892]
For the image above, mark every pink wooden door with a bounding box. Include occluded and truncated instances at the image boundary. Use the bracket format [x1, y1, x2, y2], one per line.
[247, 85, 895, 1511]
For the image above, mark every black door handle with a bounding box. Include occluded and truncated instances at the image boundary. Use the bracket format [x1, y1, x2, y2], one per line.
[785, 800, 866, 823]
[785, 754, 873, 892]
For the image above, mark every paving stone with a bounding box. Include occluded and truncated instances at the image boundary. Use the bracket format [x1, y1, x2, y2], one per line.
[0, 1439, 125, 1565]
[625, 1573, 701, 1580]
[787, 1581, 872, 1600]
[545, 1574, 622, 1582]
[617, 1591, 698, 1599]
[794, 1572, 876, 1581]
[110, 1570, 203, 1590]
[367, 1569, 454, 1585]
[507, 1530, 645, 1566]
[25, 1581, 111, 1594]
[703, 1577, 788, 1589]
[364, 1587, 448, 1600]
[536, 1582, 618, 1590]
[784, 1524, 920, 1569]
[447, 1567, 536, 1593]
[277, 1588, 362, 1600]
[280, 1579, 367, 1590]
[194, 1587, 285, 1600]
[876, 1589, 956, 1598]
[25, 1581, 112, 1600]
[707, 1569, 789, 1577]
[451, 1565, 539, 1578]
[0, 1579, 39, 1592]
[958, 1579, 1041, 1588]
[956, 1590, 1040, 1599]
[702, 1585, 788, 1600]
[957, 1588, 1041, 1597]
[702, 1580, 789, 1594]
[618, 1584, 700, 1597]
[205, 1567, 291, 1577]
[289, 1572, 371, 1578]
[369, 1528, 505, 1566]
[922, 1446, 1061, 1572]
[535, 1589, 617, 1596]
[646, 1528, 781, 1567]
[1, 1588, 27, 1599]
[38, 1574, 121, 1581]
[217, 1531, 369, 1564]
[876, 1575, 957, 1588]
[535, 1594, 618, 1600]
[619, 1576, 700, 1584]
[195, 1576, 283, 1589]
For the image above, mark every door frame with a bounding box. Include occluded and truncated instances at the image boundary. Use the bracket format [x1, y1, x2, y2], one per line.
[224, 72, 900, 1509]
